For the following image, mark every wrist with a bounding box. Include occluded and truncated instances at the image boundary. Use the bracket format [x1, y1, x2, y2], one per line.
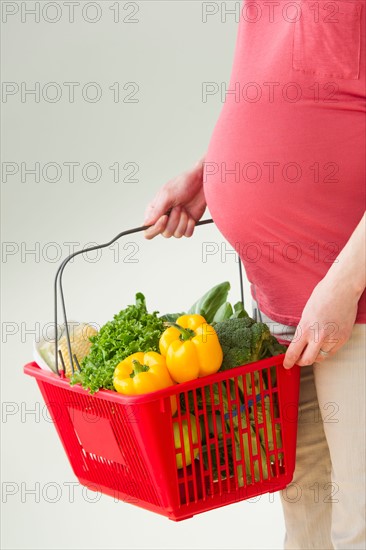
[325, 261, 365, 301]
[323, 214, 366, 301]
[189, 155, 205, 188]
[194, 157, 205, 179]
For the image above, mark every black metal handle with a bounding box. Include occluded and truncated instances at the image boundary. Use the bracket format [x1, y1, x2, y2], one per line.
[54, 218, 245, 376]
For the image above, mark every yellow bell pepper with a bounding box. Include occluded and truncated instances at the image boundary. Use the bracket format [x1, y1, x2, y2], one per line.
[113, 351, 177, 415]
[159, 314, 223, 384]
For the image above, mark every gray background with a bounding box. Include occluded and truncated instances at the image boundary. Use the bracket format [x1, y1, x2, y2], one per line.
[1, 2, 285, 548]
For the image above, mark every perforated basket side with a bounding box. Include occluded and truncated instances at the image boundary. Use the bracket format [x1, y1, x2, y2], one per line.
[25, 356, 300, 521]
[35, 377, 163, 508]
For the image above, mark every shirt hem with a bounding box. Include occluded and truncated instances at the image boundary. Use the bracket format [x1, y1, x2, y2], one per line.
[253, 296, 366, 327]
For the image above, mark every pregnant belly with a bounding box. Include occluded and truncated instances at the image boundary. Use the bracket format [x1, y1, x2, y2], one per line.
[202, 102, 366, 323]
[201, 0, 365, 323]
[204, 101, 364, 244]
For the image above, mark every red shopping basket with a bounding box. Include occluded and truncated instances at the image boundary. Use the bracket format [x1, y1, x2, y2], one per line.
[24, 219, 300, 521]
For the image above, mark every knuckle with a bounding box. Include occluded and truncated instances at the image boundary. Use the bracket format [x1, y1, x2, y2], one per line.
[286, 351, 298, 362]
[300, 356, 314, 366]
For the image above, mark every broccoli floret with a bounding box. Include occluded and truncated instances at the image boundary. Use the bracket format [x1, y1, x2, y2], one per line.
[263, 334, 288, 357]
[214, 317, 273, 370]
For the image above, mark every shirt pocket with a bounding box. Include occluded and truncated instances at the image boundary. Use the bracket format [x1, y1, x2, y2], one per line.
[292, 0, 362, 79]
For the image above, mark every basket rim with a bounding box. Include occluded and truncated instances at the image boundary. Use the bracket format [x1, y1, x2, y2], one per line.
[24, 353, 294, 405]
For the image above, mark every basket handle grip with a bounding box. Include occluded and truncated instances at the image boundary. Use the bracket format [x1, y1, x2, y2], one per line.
[54, 218, 245, 376]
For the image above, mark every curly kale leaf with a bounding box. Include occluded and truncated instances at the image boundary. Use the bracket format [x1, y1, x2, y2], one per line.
[70, 293, 165, 394]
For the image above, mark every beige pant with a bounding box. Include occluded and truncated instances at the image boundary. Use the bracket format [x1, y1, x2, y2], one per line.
[253, 302, 366, 550]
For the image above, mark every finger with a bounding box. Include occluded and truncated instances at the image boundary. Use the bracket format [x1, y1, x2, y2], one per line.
[322, 324, 351, 355]
[184, 216, 196, 238]
[296, 342, 323, 366]
[143, 215, 169, 240]
[283, 326, 307, 369]
[173, 210, 188, 238]
[310, 325, 343, 363]
[143, 203, 158, 226]
[162, 206, 182, 238]
[143, 191, 174, 226]
[313, 342, 338, 363]
[318, 343, 334, 354]
[314, 351, 330, 364]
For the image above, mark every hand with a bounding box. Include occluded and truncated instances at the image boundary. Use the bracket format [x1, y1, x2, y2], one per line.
[283, 274, 360, 369]
[143, 157, 207, 239]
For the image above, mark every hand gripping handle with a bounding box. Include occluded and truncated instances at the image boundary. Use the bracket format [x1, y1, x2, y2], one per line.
[53, 218, 245, 376]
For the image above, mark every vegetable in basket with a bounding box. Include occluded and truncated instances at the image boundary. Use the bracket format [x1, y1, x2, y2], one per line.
[71, 293, 165, 394]
[159, 314, 223, 383]
[113, 351, 177, 415]
[186, 281, 249, 323]
[214, 316, 276, 368]
[160, 281, 233, 324]
[57, 323, 98, 377]
[215, 316, 286, 461]
[198, 381, 270, 485]
[187, 281, 231, 323]
[36, 322, 97, 376]
[173, 414, 199, 469]
[182, 314, 287, 486]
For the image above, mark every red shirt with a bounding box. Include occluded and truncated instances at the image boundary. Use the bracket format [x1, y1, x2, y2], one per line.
[203, 0, 366, 326]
